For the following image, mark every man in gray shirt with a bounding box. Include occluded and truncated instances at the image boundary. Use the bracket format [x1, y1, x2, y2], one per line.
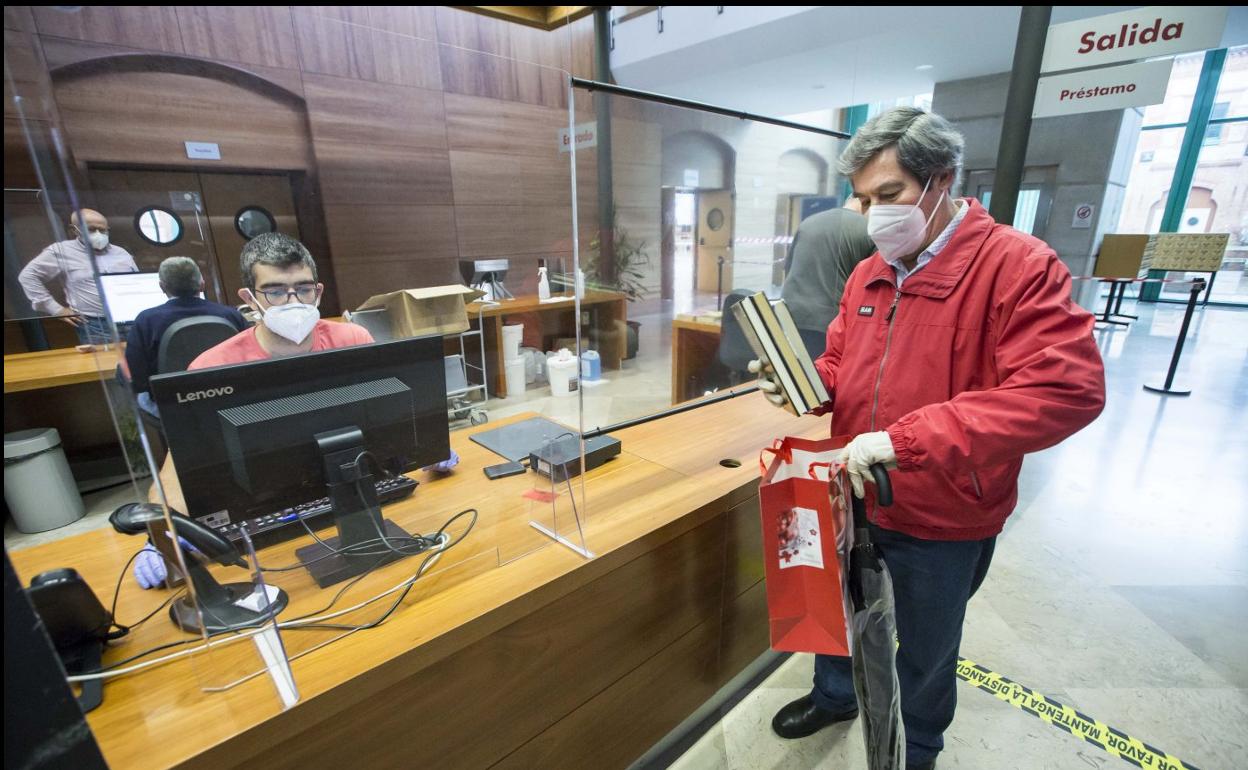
[780, 205, 876, 359]
[18, 208, 139, 344]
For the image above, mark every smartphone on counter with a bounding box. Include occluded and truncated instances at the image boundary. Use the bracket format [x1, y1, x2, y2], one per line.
[484, 461, 527, 480]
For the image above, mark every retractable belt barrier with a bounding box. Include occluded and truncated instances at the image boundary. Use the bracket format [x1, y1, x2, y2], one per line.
[1073, 276, 1207, 397]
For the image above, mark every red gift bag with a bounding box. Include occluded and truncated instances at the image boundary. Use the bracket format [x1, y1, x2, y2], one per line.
[759, 435, 853, 656]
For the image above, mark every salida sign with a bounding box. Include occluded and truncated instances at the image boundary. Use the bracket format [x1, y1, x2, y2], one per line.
[1042, 6, 1228, 73]
[1077, 17, 1185, 54]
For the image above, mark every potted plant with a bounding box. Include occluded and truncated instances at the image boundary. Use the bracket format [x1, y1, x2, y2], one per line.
[585, 215, 651, 360]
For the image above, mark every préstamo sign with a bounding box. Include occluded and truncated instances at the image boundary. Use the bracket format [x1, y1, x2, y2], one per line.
[1033, 58, 1174, 118]
[1041, 6, 1229, 73]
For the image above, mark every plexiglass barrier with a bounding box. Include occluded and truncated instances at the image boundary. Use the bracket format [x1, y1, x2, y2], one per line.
[4, 6, 594, 721]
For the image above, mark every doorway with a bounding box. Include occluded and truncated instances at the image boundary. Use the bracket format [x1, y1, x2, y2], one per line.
[87, 168, 302, 307]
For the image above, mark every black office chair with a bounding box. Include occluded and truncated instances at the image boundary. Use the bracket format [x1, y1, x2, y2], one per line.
[157, 316, 239, 374]
[138, 317, 239, 465]
[703, 289, 758, 391]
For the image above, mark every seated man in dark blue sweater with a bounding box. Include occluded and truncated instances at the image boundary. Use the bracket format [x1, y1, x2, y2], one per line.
[124, 257, 248, 417]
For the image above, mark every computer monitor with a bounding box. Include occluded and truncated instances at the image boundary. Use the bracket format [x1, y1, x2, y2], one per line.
[150, 336, 450, 586]
[99, 272, 200, 324]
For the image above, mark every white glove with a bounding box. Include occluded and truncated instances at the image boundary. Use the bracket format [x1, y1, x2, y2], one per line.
[836, 431, 898, 499]
[747, 359, 788, 409]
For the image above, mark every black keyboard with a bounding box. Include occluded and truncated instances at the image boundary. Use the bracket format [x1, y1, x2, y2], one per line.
[214, 475, 419, 550]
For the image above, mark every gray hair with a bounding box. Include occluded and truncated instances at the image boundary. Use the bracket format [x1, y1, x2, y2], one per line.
[837, 107, 965, 191]
[158, 256, 203, 298]
[239, 232, 317, 289]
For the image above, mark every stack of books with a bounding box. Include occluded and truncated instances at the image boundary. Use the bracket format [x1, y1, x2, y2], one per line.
[730, 293, 829, 416]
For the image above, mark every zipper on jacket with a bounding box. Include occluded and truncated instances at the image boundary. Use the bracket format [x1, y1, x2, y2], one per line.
[868, 288, 902, 524]
[869, 289, 903, 433]
[970, 471, 983, 499]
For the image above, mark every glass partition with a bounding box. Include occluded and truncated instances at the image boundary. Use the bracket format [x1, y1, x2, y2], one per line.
[567, 84, 849, 417]
[4, 4, 596, 719]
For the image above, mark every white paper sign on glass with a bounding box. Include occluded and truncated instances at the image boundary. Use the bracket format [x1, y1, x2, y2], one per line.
[1041, 6, 1228, 73]
[1033, 59, 1173, 119]
[184, 141, 222, 160]
[557, 122, 597, 153]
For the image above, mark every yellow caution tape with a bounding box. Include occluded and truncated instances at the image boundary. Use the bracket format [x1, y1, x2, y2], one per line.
[955, 657, 1202, 770]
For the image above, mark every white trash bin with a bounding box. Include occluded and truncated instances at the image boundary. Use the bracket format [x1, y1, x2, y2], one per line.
[4, 429, 86, 533]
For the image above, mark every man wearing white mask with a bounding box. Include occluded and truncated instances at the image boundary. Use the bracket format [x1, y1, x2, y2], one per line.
[18, 207, 139, 344]
[756, 108, 1105, 769]
[188, 232, 371, 369]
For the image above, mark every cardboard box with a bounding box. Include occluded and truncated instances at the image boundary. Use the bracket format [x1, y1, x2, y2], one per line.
[1094, 234, 1150, 278]
[355, 285, 485, 339]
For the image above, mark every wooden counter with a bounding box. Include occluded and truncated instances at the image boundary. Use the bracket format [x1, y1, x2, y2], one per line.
[671, 318, 723, 405]
[3, 345, 122, 394]
[9, 396, 826, 769]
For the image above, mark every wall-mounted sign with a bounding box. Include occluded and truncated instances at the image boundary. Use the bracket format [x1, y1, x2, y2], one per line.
[1072, 203, 1095, 229]
[184, 141, 221, 160]
[1033, 58, 1173, 118]
[684, 169, 700, 187]
[557, 122, 597, 152]
[1041, 6, 1228, 73]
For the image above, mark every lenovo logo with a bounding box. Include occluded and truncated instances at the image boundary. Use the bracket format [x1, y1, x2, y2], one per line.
[1078, 18, 1184, 54]
[176, 386, 234, 403]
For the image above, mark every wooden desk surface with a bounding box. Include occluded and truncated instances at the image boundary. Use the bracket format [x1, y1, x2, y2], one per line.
[3, 345, 123, 393]
[10, 396, 825, 769]
[467, 289, 626, 316]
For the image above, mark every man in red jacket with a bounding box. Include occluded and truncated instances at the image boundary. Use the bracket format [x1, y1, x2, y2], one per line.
[756, 107, 1105, 769]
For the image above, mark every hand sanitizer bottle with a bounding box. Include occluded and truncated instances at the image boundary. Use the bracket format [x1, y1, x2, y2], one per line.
[537, 264, 551, 300]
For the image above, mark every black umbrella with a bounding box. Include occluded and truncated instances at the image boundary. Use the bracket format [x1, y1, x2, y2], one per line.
[845, 464, 905, 770]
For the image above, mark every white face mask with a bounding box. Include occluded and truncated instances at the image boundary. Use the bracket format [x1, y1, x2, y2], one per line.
[866, 177, 945, 265]
[80, 229, 109, 251]
[248, 291, 320, 344]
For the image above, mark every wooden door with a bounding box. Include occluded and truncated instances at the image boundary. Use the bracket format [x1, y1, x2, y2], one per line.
[87, 168, 227, 303]
[197, 172, 301, 303]
[695, 190, 733, 293]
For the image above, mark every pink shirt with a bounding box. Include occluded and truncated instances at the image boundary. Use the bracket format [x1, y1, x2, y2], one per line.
[189, 320, 374, 370]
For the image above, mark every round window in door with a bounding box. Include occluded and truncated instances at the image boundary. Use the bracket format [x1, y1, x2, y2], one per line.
[706, 208, 725, 231]
[134, 207, 184, 246]
[235, 206, 277, 240]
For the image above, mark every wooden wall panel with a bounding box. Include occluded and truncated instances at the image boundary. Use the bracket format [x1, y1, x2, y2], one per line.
[291, 9, 376, 82]
[434, 7, 570, 109]
[455, 205, 580, 259]
[449, 150, 571, 208]
[244, 514, 728, 770]
[4, 29, 53, 121]
[323, 204, 458, 263]
[303, 74, 447, 149]
[31, 5, 184, 54]
[495, 617, 723, 769]
[37, 37, 308, 99]
[4, 5, 36, 32]
[718, 580, 772, 680]
[369, 28, 442, 91]
[53, 70, 312, 170]
[444, 93, 567, 158]
[332, 258, 463, 309]
[364, 6, 438, 40]
[318, 141, 453, 206]
[175, 6, 300, 71]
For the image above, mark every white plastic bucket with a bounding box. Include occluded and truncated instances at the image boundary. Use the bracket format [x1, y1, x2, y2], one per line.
[505, 357, 527, 398]
[502, 324, 524, 360]
[547, 353, 579, 397]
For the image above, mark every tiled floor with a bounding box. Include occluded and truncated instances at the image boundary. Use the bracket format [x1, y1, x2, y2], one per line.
[661, 298, 1248, 770]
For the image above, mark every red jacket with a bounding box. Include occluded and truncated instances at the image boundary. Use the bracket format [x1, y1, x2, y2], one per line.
[814, 198, 1105, 541]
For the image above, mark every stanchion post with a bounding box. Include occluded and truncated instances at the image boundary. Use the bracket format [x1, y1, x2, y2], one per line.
[1097, 279, 1130, 327]
[716, 255, 725, 311]
[1143, 278, 1205, 397]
